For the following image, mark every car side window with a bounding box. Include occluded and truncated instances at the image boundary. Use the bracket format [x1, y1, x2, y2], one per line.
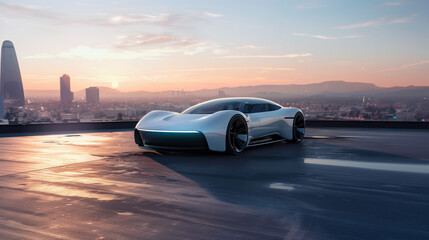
[240, 103, 281, 114]
[222, 102, 240, 111]
[239, 103, 251, 113]
[249, 104, 264, 113]
[269, 104, 281, 111]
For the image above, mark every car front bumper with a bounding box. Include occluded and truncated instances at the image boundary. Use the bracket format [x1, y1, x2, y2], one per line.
[134, 129, 209, 151]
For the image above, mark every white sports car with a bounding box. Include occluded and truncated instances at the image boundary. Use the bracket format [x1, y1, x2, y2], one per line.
[134, 97, 305, 154]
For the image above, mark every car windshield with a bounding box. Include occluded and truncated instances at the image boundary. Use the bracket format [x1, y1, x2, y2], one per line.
[182, 100, 243, 114]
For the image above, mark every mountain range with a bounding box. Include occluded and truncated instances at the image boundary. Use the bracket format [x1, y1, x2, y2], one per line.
[24, 81, 429, 100]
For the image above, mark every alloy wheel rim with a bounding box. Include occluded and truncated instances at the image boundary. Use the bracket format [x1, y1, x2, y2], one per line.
[294, 113, 305, 141]
[229, 118, 248, 152]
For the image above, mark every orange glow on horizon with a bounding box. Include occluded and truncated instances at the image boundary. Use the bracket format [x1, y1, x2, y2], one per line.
[20, 65, 429, 93]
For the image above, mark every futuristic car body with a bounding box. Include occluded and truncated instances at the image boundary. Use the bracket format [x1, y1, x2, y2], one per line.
[134, 97, 305, 154]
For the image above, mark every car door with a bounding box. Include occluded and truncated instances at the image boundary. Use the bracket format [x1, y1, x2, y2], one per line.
[248, 104, 283, 138]
[245, 104, 268, 138]
[240, 103, 260, 139]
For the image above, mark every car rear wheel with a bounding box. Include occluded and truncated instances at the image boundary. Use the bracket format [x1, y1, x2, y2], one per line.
[287, 112, 305, 143]
[226, 115, 248, 155]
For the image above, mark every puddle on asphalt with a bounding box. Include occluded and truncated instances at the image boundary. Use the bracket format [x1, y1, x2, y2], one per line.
[269, 183, 295, 191]
[305, 158, 429, 174]
[30, 185, 118, 201]
[54, 135, 111, 146]
[29, 171, 152, 188]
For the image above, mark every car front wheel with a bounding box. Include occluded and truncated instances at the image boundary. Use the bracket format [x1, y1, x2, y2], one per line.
[226, 115, 248, 155]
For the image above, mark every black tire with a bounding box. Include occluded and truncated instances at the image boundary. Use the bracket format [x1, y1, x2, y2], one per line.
[225, 115, 248, 155]
[287, 112, 305, 143]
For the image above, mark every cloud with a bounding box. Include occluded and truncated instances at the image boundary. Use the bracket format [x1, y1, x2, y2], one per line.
[85, 75, 131, 82]
[0, 2, 57, 19]
[338, 16, 413, 29]
[57, 45, 165, 60]
[184, 44, 212, 55]
[35, 41, 214, 61]
[236, 44, 258, 49]
[204, 12, 223, 18]
[164, 67, 296, 72]
[114, 34, 201, 49]
[212, 48, 231, 55]
[379, 60, 429, 72]
[23, 53, 55, 59]
[95, 13, 187, 26]
[187, 44, 261, 56]
[89, 12, 222, 27]
[220, 53, 312, 59]
[205, 44, 260, 56]
[384, 1, 403, 6]
[401, 60, 429, 68]
[0, 2, 221, 27]
[293, 33, 360, 40]
[339, 19, 384, 29]
[389, 17, 413, 24]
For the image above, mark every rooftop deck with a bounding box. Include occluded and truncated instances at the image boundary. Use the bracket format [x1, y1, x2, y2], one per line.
[0, 127, 428, 239]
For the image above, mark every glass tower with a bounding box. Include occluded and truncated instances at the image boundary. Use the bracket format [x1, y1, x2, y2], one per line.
[60, 74, 74, 105]
[0, 40, 25, 108]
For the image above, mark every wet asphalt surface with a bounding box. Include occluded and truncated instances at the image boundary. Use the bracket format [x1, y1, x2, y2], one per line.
[0, 128, 428, 240]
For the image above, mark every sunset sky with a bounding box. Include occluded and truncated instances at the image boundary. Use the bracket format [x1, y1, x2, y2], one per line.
[0, 0, 428, 92]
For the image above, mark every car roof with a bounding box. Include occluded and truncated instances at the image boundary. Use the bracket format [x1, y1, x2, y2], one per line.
[201, 97, 280, 105]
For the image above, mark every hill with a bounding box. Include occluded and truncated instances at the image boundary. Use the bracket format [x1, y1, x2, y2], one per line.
[24, 81, 429, 100]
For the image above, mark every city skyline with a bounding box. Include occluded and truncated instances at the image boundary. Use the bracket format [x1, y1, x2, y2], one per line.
[0, 0, 428, 92]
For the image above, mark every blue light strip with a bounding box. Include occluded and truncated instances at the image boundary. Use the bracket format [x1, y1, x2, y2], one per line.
[139, 129, 200, 133]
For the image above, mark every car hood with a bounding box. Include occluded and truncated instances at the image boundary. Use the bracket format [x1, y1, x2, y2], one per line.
[137, 112, 211, 131]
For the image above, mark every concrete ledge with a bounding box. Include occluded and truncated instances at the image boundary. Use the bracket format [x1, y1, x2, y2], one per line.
[0, 120, 427, 135]
[0, 121, 137, 134]
[306, 120, 428, 129]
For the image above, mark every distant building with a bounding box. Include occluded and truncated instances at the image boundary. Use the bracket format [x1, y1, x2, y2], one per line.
[395, 111, 416, 121]
[86, 87, 100, 104]
[60, 113, 79, 123]
[60, 74, 74, 105]
[0, 40, 25, 108]
[37, 111, 51, 121]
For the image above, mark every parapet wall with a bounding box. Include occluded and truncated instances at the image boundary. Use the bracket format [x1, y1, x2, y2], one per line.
[0, 120, 427, 136]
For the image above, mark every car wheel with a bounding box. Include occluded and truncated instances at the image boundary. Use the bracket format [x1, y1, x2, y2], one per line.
[226, 115, 248, 155]
[287, 112, 305, 143]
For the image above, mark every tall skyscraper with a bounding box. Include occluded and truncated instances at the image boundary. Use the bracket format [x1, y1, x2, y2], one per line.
[0, 40, 25, 108]
[60, 74, 74, 105]
[86, 87, 100, 104]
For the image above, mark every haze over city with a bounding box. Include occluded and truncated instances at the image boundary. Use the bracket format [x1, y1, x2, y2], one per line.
[1, 0, 428, 92]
